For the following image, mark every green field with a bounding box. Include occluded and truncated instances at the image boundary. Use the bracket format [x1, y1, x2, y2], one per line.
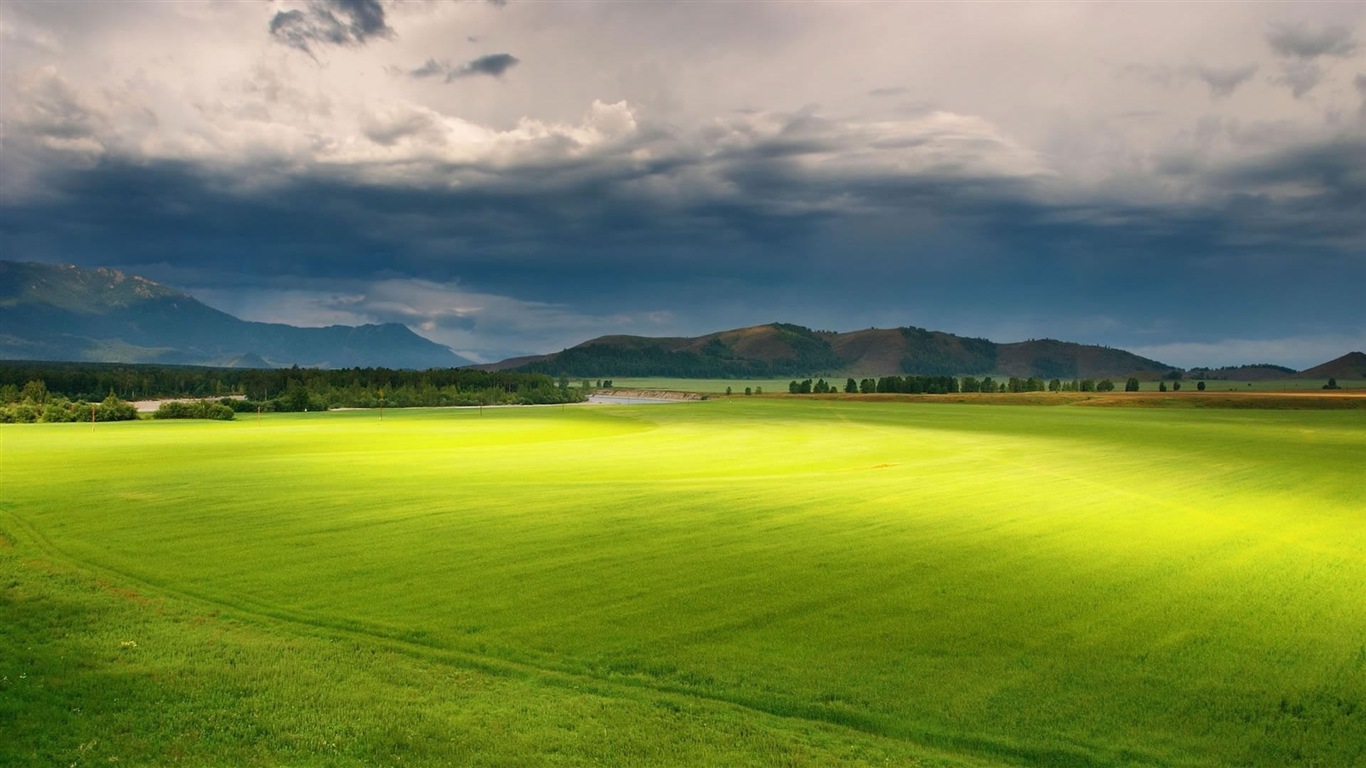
[608, 377, 1364, 393]
[3, 401, 1365, 766]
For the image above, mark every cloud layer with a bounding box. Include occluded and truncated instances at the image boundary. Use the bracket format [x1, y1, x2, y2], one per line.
[1, 1, 1363, 366]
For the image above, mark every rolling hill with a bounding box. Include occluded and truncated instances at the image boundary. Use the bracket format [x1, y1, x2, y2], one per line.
[1296, 351, 1366, 380]
[506, 322, 1180, 380]
[1185, 363, 1299, 381]
[0, 261, 471, 369]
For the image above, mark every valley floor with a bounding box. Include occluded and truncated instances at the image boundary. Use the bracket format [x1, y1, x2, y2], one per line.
[3, 399, 1363, 766]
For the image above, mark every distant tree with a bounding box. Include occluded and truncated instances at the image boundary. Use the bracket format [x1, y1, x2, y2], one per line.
[1159, 381, 1168, 392]
[980, 377, 995, 393]
[1196, 380, 1206, 391]
[789, 380, 799, 394]
[754, 386, 762, 395]
[96, 393, 137, 422]
[558, 374, 570, 391]
[1172, 381, 1181, 391]
[725, 386, 732, 396]
[845, 378, 858, 393]
[1097, 379, 1116, 392]
[1048, 378, 1061, 392]
[20, 379, 48, 405]
[1125, 377, 1140, 392]
[1323, 378, 1340, 390]
[800, 379, 814, 394]
[744, 386, 752, 396]
[860, 378, 876, 394]
[1079, 379, 1097, 392]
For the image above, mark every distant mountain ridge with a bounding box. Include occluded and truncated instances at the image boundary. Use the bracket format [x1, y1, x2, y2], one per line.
[0, 261, 471, 369]
[501, 323, 1182, 380]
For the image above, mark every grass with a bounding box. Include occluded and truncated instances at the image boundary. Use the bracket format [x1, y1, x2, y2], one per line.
[3, 401, 1365, 766]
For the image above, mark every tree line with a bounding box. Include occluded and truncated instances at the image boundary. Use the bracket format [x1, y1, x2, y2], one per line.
[0, 361, 586, 419]
[788, 375, 1144, 395]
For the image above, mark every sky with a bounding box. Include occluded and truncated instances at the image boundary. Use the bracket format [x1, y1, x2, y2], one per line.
[2, 0, 1364, 368]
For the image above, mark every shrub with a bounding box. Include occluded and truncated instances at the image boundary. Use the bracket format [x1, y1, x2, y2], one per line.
[96, 394, 138, 422]
[153, 400, 235, 420]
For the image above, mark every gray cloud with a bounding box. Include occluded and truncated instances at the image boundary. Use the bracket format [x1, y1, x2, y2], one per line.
[1266, 22, 1358, 60]
[1276, 60, 1324, 99]
[1190, 64, 1258, 99]
[447, 53, 519, 80]
[402, 53, 520, 82]
[269, 0, 393, 57]
[1265, 22, 1358, 98]
[409, 57, 446, 78]
[360, 107, 438, 146]
[5, 2, 1365, 366]
[9, 68, 102, 141]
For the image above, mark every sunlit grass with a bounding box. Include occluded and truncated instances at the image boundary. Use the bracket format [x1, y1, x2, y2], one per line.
[3, 400, 1364, 766]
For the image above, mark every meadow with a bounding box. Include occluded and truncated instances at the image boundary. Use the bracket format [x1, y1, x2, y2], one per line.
[3, 400, 1364, 766]
[607, 377, 1363, 394]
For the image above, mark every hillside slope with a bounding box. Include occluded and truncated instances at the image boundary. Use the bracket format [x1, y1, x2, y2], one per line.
[508, 322, 1180, 379]
[1296, 352, 1366, 380]
[0, 261, 471, 369]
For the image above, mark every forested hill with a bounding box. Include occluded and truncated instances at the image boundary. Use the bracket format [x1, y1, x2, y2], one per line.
[507, 323, 1180, 379]
[0, 261, 471, 369]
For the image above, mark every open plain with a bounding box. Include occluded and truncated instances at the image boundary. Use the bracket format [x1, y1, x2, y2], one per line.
[3, 399, 1364, 766]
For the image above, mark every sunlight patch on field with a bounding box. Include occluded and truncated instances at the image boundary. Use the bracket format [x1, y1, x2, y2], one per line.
[2, 400, 1364, 766]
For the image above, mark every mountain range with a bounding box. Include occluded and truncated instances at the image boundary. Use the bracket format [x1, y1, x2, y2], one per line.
[2, 261, 1359, 379]
[0, 261, 471, 369]
[496, 323, 1182, 380]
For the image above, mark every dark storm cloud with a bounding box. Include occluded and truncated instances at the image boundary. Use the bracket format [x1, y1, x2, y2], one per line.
[3, 97, 1364, 363]
[1210, 136, 1366, 246]
[447, 53, 520, 80]
[1266, 23, 1358, 60]
[270, 0, 393, 57]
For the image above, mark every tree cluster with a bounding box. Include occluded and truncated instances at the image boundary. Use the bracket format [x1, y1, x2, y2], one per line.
[791, 375, 960, 395]
[0, 381, 138, 424]
[0, 362, 586, 412]
[152, 400, 236, 420]
[898, 327, 998, 376]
